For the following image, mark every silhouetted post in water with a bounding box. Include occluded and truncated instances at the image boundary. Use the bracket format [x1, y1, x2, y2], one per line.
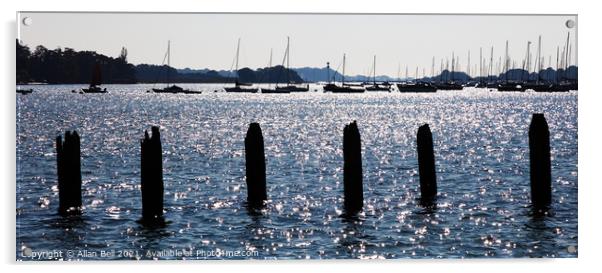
[56, 131, 82, 215]
[245, 123, 267, 207]
[140, 126, 164, 221]
[529, 113, 552, 208]
[343, 121, 363, 213]
[417, 124, 437, 201]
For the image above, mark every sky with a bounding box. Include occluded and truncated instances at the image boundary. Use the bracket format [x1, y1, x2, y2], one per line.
[18, 12, 577, 77]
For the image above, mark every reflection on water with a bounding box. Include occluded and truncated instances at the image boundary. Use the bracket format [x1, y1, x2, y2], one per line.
[16, 84, 577, 259]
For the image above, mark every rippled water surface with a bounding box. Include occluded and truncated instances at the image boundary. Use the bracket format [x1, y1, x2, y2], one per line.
[16, 84, 578, 259]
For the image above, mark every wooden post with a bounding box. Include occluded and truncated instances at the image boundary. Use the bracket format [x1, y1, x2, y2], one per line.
[417, 124, 437, 201]
[245, 123, 267, 207]
[56, 131, 82, 215]
[529, 113, 552, 208]
[343, 121, 363, 213]
[140, 126, 164, 221]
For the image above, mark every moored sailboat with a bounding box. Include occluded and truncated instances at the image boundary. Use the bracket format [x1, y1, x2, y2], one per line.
[365, 55, 391, 92]
[397, 82, 437, 93]
[150, 41, 200, 94]
[81, 62, 107, 93]
[17, 88, 33, 94]
[225, 38, 258, 93]
[434, 52, 463, 90]
[497, 41, 525, 92]
[322, 55, 365, 93]
[274, 37, 309, 92]
[535, 32, 576, 92]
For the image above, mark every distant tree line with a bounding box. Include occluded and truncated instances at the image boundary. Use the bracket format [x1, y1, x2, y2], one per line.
[137, 65, 303, 84]
[17, 40, 136, 84]
[17, 40, 305, 84]
[424, 67, 578, 83]
[294, 66, 578, 83]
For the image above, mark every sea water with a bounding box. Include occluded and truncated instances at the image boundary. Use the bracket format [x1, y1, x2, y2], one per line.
[16, 84, 578, 259]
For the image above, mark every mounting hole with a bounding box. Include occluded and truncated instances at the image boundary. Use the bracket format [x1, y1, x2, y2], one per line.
[567, 245, 577, 253]
[22, 17, 32, 26]
[565, 19, 575, 29]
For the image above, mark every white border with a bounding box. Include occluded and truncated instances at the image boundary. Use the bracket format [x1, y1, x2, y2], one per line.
[3, 0, 599, 272]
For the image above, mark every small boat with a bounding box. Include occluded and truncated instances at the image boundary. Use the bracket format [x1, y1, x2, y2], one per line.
[81, 85, 107, 93]
[365, 84, 391, 91]
[152, 84, 202, 94]
[16, 88, 33, 94]
[497, 82, 526, 92]
[234, 81, 253, 87]
[225, 82, 259, 93]
[435, 82, 463, 90]
[152, 85, 182, 93]
[534, 82, 576, 92]
[261, 87, 290, 94]
[275, 84, 309, 92]
[81, 63, 108, 93]
[225, 86, 259, 93]
[322, 54, 365, 93]
[365, 56, 391, 92]
[323, 83, 365, 93]
[397, 82, 437, 93]
[523, 83, 552, 92]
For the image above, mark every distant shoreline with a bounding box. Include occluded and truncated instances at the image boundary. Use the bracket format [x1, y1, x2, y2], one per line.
[16, 82, 317, 85]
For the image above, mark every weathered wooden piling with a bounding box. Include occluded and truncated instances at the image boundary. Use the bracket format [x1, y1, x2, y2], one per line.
[245, 123, 267, 207]
[343, 121, 363, 213]
[140, 126, 164, 221]
[529, 113, 552, 208]
[56, 131, 82, 215]
[417, 124, 437, 201]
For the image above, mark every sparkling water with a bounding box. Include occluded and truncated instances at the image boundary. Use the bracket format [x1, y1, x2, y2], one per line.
[16, 84, 578, 259]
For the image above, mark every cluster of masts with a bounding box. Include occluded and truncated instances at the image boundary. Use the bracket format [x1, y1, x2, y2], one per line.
[17, 34, 577, 95]
[387, 32, 577, 92]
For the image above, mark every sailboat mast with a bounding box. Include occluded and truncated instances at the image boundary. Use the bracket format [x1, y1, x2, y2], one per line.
[479, 47, 482, 82]
[431, 57, 435, 80]
[445, 57, 449, 82]
[466, 50, 470, 78]
[451, 52, 455, 83]
[556, 46, 559, 83]
[326, 62, 331, 84]
[235, 38, 240, 74]
[504, 40, 508, 83]
[167, 40, 171, 86]
[489, 47, 493, 83]
[342, 54, 346, 85]
[568, 43, 572, 70]
[269, 48, 273, 67]
[373, 55, 376, 84]
[564, 32, 570, 72]
[456, 57, 460, 81]
[536, 35, 542, 83]
[269, 48, 273, 85]
[439, 59, 443, 83]
[415, 66, 418, 82]
[526, 41, 531, 81]
[286, 36, 290, 85]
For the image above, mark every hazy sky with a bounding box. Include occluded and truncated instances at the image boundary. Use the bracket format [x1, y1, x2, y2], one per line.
[18, 12, 577, 77]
